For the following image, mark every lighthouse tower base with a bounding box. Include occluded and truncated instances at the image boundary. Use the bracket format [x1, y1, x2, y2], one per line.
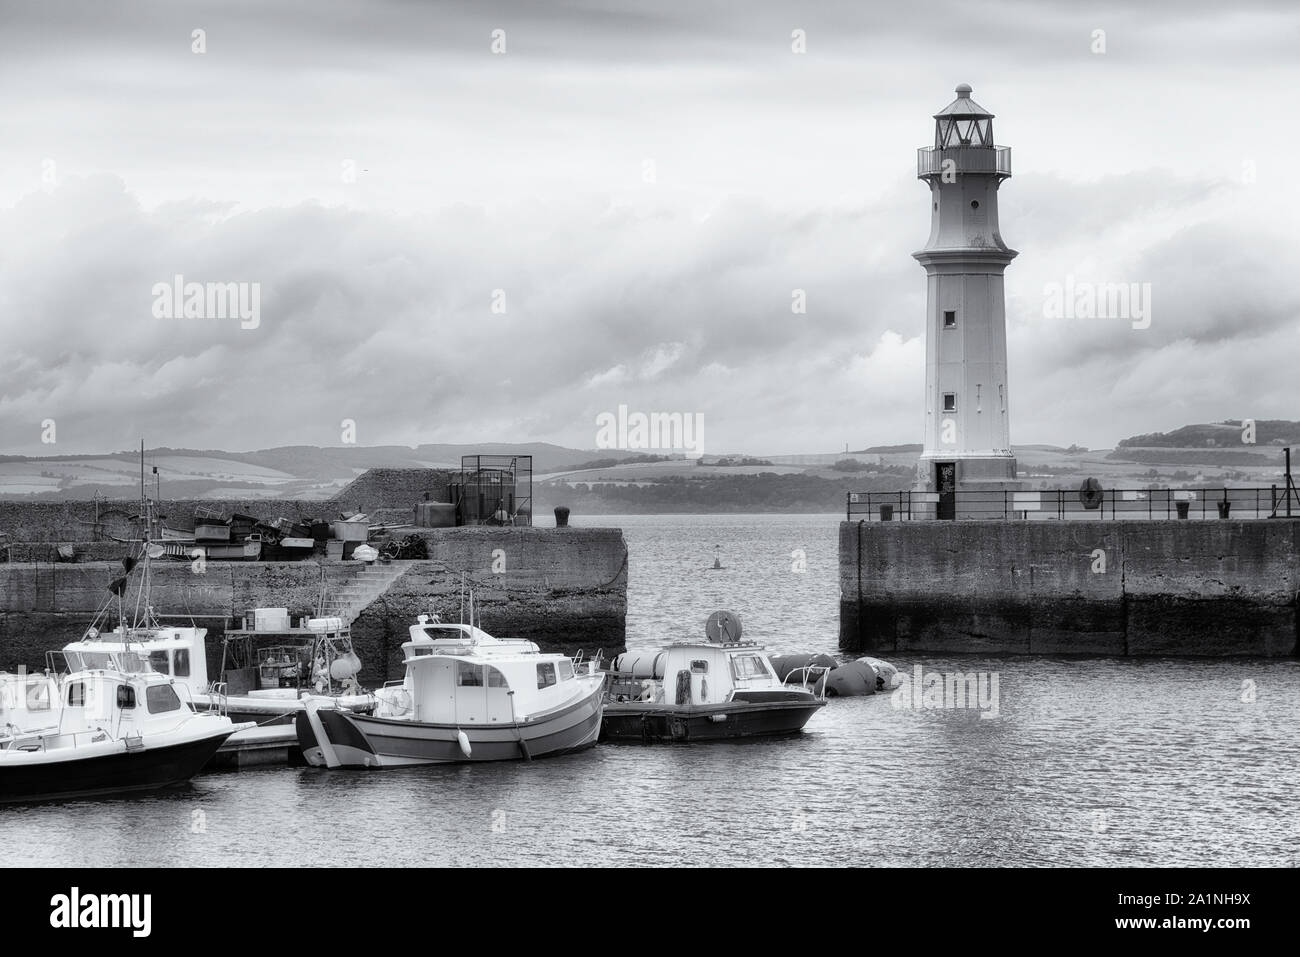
[914, 452, 1023, 520]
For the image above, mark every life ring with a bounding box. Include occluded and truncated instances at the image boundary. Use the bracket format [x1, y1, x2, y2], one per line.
[1079, 477, 1104, 510]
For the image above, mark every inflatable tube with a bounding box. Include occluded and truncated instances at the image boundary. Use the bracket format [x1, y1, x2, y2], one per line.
[860, 657, 902, 691]
[825, 660, 878, 697]
[610, 652, 666, 679]
[769, 653, 837, 683]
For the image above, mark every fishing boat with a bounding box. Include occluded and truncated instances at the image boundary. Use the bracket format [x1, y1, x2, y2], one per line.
[295, 614, 605, 768]
[600, 611, 827, 743]
[0, 665, 249, 803]
[60, 564, 375, 729]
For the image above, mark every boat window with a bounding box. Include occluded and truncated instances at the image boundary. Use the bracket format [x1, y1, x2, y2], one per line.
[80, 652, 113, 670]
[66, 682, 86, 707]
[536, 662, 557, 689]
[117, 652, 148, 673]
[457, 662, 484, 687]
[174, 648, 191, 678]
[146, 684, 182, 714]
[64, 652, 83, 671]
[691, 660, 709, 674]
[557, 660, 574, 681]
[26, 682, 52, 711]
[116, 685, 137, 709]
[731, 655, 770, 680]
[486, 667, 509, 689]
[148, 651, 172, 675]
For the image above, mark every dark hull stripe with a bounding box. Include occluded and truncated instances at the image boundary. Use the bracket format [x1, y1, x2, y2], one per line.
[601, 700, 825, 743]
[0, 731, 235, 804]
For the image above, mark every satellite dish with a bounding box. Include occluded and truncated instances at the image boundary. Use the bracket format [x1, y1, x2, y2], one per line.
[705, 611, 743, 644]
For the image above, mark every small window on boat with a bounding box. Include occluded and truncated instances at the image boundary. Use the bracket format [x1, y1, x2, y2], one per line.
[81, 652, 112, 670]
[146, 684, 182, 714]
[558, 660, 574, 681]
[26, 682, 51, 711]
[66, 682, 86, 707]
[486, 667, 509, 689]
[731, 655, 769, 680]
[148, 651, 171, 675]
[690, 660, 709, 674]
[173, 648, 191, 678]
[457, 662, 484, 687]
[64, 653, 83, 671]
[116, 685, 137, 709]
[536, 663, 557, 689]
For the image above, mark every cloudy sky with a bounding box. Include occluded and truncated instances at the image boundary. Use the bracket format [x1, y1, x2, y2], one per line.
[1, 0, 1297, 456]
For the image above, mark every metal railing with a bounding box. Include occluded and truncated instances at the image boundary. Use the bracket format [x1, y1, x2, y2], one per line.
[847, 487, 1298, 522]
[917, 145, 1011, 178]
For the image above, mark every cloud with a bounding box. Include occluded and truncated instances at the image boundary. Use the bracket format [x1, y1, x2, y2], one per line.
[0, 2, 1297, 455]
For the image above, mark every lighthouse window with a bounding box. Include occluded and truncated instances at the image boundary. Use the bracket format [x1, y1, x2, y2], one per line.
[943, 393, 958, 412]
[943, 310, 956, 328]
[970, 200, 980, 209]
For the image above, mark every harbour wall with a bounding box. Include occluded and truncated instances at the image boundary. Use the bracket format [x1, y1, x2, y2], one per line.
[839, 520, 1299, 656]
[0, 527, 627, 685]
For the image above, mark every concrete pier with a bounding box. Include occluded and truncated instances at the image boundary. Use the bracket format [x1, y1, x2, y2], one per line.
[0, 527, 628, 684]
[839, 519, 1299, 656]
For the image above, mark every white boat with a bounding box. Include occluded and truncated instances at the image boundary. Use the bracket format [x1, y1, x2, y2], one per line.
[601, 611, 827, 742]
[60, 615, 375, 730]
[295, 615, 605, 768]
[0, 666, 249, 803]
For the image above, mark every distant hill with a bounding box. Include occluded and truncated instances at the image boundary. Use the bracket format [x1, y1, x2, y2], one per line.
[1117, 420, 1299, 449]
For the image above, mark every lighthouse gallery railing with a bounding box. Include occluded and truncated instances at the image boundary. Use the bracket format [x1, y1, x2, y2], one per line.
[917, 146, 1012, 177]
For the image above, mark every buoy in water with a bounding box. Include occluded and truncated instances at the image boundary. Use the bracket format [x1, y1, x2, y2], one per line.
[708, 544, 724, 570]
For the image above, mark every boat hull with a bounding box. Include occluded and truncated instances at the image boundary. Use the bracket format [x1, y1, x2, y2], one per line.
[0, 728, 237, 804]
[600, 697, 825, 743]
[295, 686, 604, 768]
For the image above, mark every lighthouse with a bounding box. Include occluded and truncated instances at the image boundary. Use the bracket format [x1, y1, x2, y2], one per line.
[914, 84, 1019, 517]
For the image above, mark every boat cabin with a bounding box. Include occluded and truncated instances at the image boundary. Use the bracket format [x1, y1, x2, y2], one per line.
[609, 640, 784, 707]
[380, 617, 586, 724]
[61, 625, 210, 699]
[6, 669, 198, 749]
[0, 673, 61, 736]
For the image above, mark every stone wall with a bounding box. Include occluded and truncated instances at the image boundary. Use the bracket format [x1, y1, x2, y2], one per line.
[0, 527, 627, 685]
[839, 519, 1299, 656]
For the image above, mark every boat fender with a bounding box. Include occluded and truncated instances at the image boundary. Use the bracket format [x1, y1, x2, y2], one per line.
[457, 730, 472, 758]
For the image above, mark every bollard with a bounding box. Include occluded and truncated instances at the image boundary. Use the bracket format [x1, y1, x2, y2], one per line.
[1217, 501, 1231, 519]
[554, 505, 570, 528]
[1176, 501, 1190, 519]
[879, 504, 894, 521]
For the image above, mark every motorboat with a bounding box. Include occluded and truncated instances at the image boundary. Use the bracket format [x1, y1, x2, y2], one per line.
[600, 611, 827, 743]
[294, 615, 605, 768]
[61, 613, 375, 728]
[0, 666, 249, 803]
[58, 552, 377, 735]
